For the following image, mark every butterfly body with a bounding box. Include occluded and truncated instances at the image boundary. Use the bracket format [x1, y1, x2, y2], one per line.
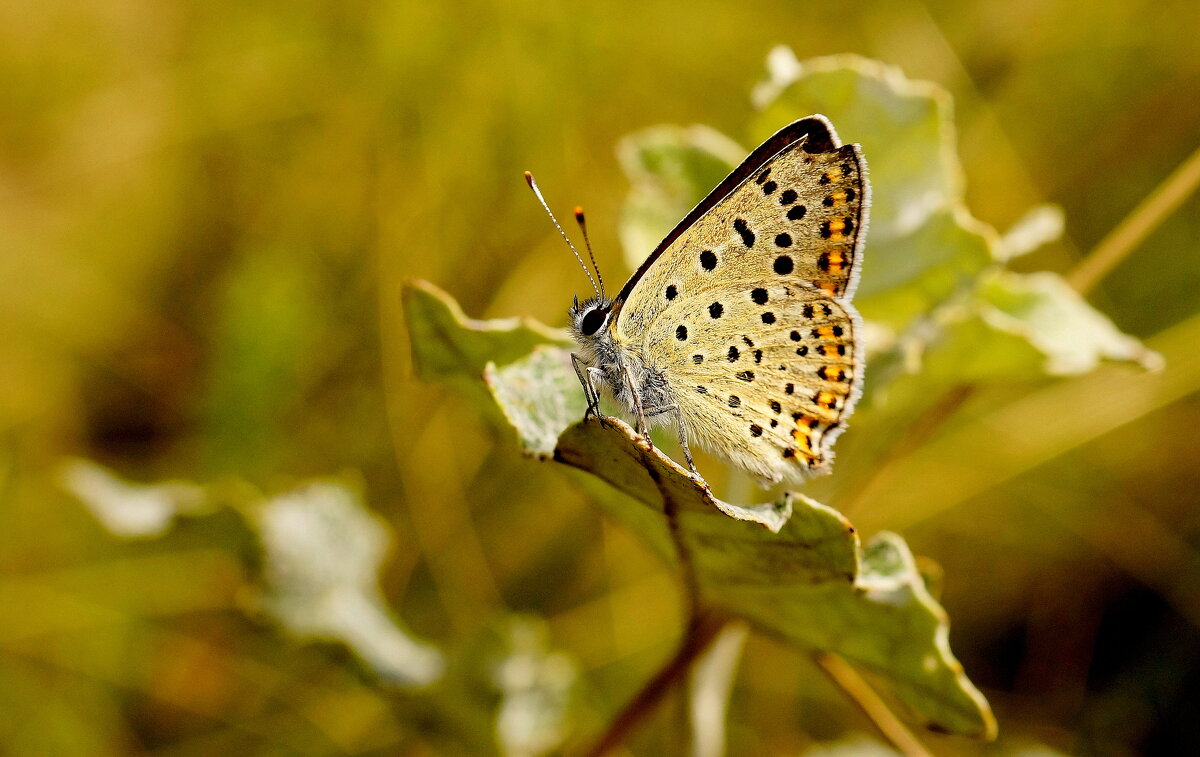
[568, 116, 868, 486]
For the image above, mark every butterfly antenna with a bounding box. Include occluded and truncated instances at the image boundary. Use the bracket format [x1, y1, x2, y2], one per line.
[573, 206, 605, 299]
[524, 171, 600, 298]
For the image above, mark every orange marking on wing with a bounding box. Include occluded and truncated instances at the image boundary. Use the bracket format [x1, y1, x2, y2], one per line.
[794, 413, 821, 428]
[791, 428, 814, 453]
[827, 366, 852, 382]
[814, 391, 839, 410]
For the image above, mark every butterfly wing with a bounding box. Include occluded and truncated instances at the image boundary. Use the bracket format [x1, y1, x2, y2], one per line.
[613, 116, 868, 484]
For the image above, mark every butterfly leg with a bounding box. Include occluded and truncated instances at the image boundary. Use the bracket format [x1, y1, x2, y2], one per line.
[586, 367, 613, 429]
[644, 404, 698, 476]
[571, 353, 610, 428]
[570, 353, 597, 417]
[620, 362, 651, 442]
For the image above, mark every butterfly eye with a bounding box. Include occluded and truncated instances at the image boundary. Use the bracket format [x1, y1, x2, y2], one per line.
[580, 308, 607, 336]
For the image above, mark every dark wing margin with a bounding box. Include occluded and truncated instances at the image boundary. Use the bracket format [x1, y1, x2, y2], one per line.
[613, 115, 844, 306]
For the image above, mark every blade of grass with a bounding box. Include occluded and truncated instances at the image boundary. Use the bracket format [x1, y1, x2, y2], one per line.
[816, 653, 933, 757]
[688, 623, 749, 757]
[1068, 144, 1200, 293]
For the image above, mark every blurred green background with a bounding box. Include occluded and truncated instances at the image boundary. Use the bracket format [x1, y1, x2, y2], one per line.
[2, 0, 1199, 754]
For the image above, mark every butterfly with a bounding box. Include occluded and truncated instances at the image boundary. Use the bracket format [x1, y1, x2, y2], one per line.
[529, 115, 868, 486]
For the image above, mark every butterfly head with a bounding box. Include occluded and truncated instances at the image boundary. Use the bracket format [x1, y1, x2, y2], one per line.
[569, 294, 614, 341]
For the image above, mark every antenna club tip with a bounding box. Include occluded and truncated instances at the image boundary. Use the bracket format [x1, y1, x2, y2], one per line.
[523, 171, 534, 186]
[574, 206, 585, 219]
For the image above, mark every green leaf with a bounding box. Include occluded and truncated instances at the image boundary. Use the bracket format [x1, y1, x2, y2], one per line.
[59, 462, 445, 686]
[752, 49, 960, 244]
[849, 309, 1200, 533]
[555, 413, 993, 736]
[485, 347, 587, 459]
[997, 204, 1065, 262]
[718, 532, 993, 737]
[407, 282, 995, 738]
[252, 480, 444, 687]
[403, 280, 570, 381]
[853, 269, 1160, 424]
[905, 304, 1052, 387]
[491, 617, 577, 757]
[976, 271, 1163, 375]
[888, 269, 1162, 392]
[59, 458, 208, 539]
[616, 125, 743, 269]
[746, 50, 1157, 385]
[854, 209, 994, 330]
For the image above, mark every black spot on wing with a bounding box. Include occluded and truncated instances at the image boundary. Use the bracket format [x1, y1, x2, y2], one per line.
[733, 218, 755, 248]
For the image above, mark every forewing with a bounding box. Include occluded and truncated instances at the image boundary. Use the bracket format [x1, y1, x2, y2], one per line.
[613, 119, 868, 483]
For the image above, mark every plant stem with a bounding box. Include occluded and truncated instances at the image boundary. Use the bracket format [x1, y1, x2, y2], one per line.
[1067, 143, 1200, 294]
[580, 611, 728, 757]
[815, 653, 933, 757]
